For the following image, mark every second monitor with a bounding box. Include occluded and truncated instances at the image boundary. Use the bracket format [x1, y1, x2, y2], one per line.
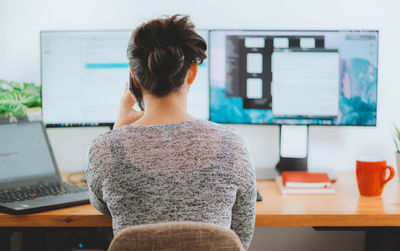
[209, 30, 378, 126]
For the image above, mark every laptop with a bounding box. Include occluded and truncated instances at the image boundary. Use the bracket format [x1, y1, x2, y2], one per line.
[0, 122, 89, 214]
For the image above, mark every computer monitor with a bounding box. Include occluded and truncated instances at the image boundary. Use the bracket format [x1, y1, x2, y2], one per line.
[41, 30, 209, 127]
[209, 30, 378, 126]
[209, 30, 378, 173]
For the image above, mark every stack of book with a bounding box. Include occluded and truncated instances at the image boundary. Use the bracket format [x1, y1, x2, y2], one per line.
[275, 171, 335, 195]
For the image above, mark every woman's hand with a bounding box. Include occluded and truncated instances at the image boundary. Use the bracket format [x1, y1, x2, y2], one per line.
[113, 82, 144, 130]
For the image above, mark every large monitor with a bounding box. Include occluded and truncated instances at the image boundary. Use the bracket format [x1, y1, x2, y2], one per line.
[41, 30, 209, 127]
[209, 30, 378, 126]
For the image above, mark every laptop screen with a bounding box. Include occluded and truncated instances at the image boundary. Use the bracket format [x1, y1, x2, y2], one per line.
[0, 122, 57, 184]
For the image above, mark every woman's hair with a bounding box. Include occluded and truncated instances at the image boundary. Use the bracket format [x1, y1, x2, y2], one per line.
[127, 15, 207, 97]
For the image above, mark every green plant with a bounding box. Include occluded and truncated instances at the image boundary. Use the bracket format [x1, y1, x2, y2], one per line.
[395, 124, 400, 153]
[0, 79, 41, 118]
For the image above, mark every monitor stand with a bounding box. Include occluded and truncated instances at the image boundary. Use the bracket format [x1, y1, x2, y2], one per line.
[275, 125, 309, 173]
[276, 156, 308, 173]
[257, 125, 309, 202]
[256, 125, 336, 201]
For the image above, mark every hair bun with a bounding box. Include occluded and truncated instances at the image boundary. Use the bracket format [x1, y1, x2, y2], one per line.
[147, 46, 185, 79]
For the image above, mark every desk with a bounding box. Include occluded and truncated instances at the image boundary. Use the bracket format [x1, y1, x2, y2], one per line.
[1, 172, 400, 228]
[256, 171, 400, 227]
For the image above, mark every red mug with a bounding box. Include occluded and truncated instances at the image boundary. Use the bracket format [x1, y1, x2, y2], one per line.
[356, 159, 395, 196]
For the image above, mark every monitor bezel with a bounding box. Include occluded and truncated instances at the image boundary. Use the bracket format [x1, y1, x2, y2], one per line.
[208, 29, 379, 127]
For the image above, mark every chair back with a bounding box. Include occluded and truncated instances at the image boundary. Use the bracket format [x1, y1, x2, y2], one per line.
[108, 222, 244, 251]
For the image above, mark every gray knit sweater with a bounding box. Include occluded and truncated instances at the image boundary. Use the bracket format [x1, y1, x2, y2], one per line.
[85, 120, 256, 249]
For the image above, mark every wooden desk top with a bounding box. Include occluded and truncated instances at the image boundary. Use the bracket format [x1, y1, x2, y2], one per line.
[1, 172, 400, 228]
[256, 171, 400, 227]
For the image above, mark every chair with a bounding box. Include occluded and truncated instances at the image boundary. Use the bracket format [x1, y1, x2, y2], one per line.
[108, 222, 245, 251]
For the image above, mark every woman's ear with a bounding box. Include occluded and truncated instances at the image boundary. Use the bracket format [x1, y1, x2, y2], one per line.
[187, 63, 198, 85]
[129, 67, 140, 88]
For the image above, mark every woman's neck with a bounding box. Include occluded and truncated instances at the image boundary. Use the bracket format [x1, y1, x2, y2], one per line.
[132, 92, 195, 126]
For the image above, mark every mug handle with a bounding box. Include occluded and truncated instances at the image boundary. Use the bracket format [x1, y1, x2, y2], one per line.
[382, 165, 395, 187]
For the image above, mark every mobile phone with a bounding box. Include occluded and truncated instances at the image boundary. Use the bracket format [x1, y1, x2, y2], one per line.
[129, 74, 144, 111]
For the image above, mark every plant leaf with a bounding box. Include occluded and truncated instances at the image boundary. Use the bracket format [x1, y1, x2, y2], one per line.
[395, 125, 400, 140]
[0, 80, 21, 90]
[0, 80, 41, 117]
[0, 90, 28, 116]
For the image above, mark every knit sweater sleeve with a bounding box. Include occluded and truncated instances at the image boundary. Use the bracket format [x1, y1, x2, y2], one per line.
[84, 135, 111, 216]
[230, 133, 257, 250]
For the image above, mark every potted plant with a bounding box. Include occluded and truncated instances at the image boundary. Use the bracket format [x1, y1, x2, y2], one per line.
[395, 124, 400, 177]
[0, 79, 41, 123]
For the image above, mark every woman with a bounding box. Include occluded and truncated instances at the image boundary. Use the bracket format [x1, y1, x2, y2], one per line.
[85, 15, 256, 249]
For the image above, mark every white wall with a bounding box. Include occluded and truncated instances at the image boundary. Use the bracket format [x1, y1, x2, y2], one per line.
[1, 1, 399, 250]
[0, 0, 6, 74]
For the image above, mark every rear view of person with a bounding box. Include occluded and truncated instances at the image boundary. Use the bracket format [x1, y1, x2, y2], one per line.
[85, 15, 257, 249]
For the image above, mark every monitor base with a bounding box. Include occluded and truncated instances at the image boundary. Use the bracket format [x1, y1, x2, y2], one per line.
[276, 156, 308, 174]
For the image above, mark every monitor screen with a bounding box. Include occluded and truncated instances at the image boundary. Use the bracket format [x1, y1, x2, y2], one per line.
[41, 30, 209, 126]
[209, 30, 378, 126]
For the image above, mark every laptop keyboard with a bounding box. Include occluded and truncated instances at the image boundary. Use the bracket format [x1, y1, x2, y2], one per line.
[0, 182, 88, 203]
